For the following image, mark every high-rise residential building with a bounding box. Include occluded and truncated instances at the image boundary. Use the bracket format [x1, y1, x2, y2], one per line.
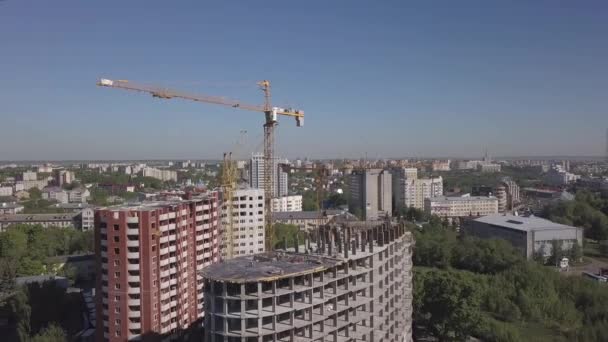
[392, 168, 443, 210]
[495, 185, 507, 213]
[220, 187, 265, 259]
[55, 169, 75, 186]
[248, 153, 288, 197]
[271, 195, 303, 212]
[142, 167, 178, 182]
[501, 179, 520, 209]
[201, 220, 414, 342]
[349, 169, 392, 220]
[424, 195, 498, 219]
[95, 193, 221, 341]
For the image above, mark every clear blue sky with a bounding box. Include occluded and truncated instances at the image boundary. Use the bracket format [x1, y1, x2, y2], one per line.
[1, 0, 607, 160]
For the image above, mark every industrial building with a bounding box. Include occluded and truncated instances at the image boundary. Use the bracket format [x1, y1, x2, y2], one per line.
[349, 169, 392, 220]
[463, 214, 583, 259]
[94, 193, 221, 341]
[201, 220, 414, 342]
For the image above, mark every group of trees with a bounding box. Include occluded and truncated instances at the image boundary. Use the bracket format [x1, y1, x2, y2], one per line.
[272, 223, 307, 249]
[542, 190, 608, 241]
[0, 225, 93, 281]
[3, 281, 81, 341]
[413, 224, 608, 341]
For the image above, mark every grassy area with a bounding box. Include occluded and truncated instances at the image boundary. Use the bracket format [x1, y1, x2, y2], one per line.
[514, 322, 569, 342]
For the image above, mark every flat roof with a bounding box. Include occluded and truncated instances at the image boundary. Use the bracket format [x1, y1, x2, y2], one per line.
[429, 196, 497, 202]
[101, 196, 214, 212]
[472, 214, 579, 232]
[272, 210, 344, 220]
[0, 213, 77, 222]
[201, 252, 341, 283]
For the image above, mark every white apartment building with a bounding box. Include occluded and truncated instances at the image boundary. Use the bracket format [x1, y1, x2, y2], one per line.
[393, 168, 443, 210]
[349, 169, 392, 220]
[221, 188, 265, 259]
[271, 195, 303, 212]
[425, 195, 498, 219]
[22, 171, 37, 181]
[55, 170, 75, 186]
[142, 167, 178, 182]
[0, 186, 13, 197]
[249, 153, 288, 197]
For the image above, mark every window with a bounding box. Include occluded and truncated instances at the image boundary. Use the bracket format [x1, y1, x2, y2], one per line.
[115, 318, 121, 324]
[115, 295, 120, 301]
[114, 236, 120, 243]
[115, 307, 120, 313]
[114, 260, 120, 266]
[115, 283, 121, 290]
[114, 224, 119, 231]
[114, 248, 120, 255]
[114, 272, 120, 278]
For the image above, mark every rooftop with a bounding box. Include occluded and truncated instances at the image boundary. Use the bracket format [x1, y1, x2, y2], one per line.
[101, 195, 215, 212]
[429, 195, 497, 202]
[0, 202, 24, 209]
[472, 214, 580, 232]
[272, 210, 345, 220]
[200, 252, 341, 283]
[0, 213, 77, 222]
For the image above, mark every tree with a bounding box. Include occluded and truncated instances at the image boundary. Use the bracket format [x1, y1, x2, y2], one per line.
[569, 242, 583, 262]
[31, 323, 66, 342]
[8, 288, 31, 342]
[272, 223, 306, 249]
[415, 269, 482, 341]
[29, 188, 42, 200]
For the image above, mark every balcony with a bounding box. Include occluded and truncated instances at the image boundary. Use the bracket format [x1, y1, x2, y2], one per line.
[127, 216, 139, 224]
[195, 234, 204, 242]
[127, 227, 139, 236]
[127, 252, 139, 259]
[160, 247, 169, 256]
[127, 240, 139, 247]
[202, 214, 210, 220]
[128, 298, 141, 306]
[195, 215, 203, 221]
[161, 302, 171, 312]
[128, 286, 140, 295]
[159, 213, 168, 221]
[168, 212, 176, 219]
[160, 224, 169, 233]
[100, 227, 107, 235]
[160, 291, 170, 301]
[127, 263, 139, 271]
[101, 274, 108, 281]
[128, 322, 141, 330]
[195, 205, 203, 211]
[128, 275, 140, 282]
[101, 251, 107, 258]
[169, 278, 177, 286]
[101, 240, 107, 246]
[168, 245, 176, 253]
[160, 269, 170, 278]
[160, 236, 169, 244]
[168, 223, 176, 230]
[128, 310, 140, 318]
[202, 204, 210, 210]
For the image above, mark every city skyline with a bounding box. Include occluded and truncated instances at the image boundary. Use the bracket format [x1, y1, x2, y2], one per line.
[1, 1, 608, 160]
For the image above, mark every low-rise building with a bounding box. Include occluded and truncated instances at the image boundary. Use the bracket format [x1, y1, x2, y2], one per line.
[271, 195, 303, 212]
[0, 186, 13, 197]
[67, 188, 90, 203]
[424, 195, 499, 219]
[545, 166, 580, 186]
[478, 163, 502, 173]
[0, 213, 79, 231]
[42, 186, 69, 203]
[463, 214, 584, 259]
[432, 160, 451, 171]
[272, 210, 345, 231]
[0, 202, 24, 214]
[141, 167, 178, 182]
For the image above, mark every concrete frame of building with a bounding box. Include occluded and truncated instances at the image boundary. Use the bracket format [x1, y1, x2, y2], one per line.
[202, 221, 413, 342]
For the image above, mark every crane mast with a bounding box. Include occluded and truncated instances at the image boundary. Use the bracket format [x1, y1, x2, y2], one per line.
[97, 78, 304, 253]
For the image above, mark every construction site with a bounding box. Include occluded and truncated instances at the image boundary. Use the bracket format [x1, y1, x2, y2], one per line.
[201, 219, 414, 342]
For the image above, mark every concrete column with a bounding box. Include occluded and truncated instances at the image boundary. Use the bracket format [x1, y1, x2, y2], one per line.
[240, 284, 246, 334]
[257, 283, 262, 336]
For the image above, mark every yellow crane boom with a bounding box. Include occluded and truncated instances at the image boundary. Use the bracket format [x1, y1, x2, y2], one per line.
[97, 78, 304, 252]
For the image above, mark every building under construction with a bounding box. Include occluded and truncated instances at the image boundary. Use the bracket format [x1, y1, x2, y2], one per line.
[201, 219, 414, 342]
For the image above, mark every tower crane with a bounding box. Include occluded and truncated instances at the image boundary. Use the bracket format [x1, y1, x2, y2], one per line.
[97, 78, 304, 251]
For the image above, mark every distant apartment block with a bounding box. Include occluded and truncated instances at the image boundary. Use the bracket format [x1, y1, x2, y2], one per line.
[431, 160, 451, 171]
[349, 169, 392, 220]
[0, 186, 13, 197]
[42, 187, 69, 204]
[37, 164, 54, 173]
[249, 153, 288, 197]
[478, 163, 502, 173]
[271, 195, 303, 212]
[544, 166, 580, 186]
[21, 171, 37, 182]
[392, 167, 443, 210]
[142, 167, 178, 182]
[463, 214, 583, 259]
[424, 195, 498, 219]
[220, 187, 265, 259]
[55, 169, 75, 186]
[95, 193, 221, 341]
